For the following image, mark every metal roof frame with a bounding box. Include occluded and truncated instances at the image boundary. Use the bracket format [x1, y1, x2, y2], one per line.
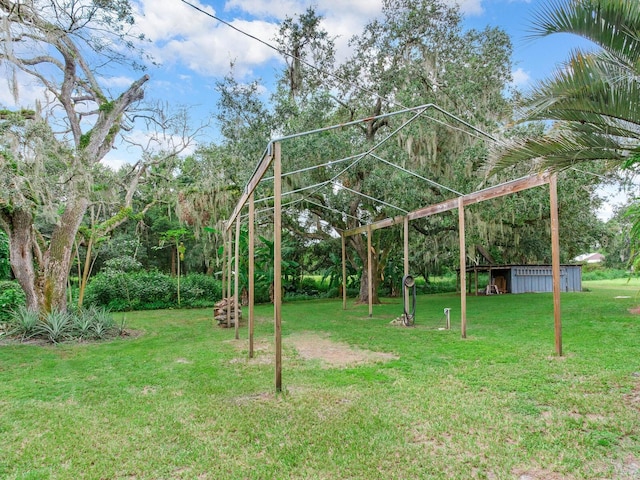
[221, 103, 563, 392]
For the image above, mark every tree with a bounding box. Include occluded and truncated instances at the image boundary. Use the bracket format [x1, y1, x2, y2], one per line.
[489, 0, 640, 171]
[0, 1, 180, 314]
[272, 0, 515, 303]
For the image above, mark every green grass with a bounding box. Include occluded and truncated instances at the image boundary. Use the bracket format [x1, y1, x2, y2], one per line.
[1, 280, 640, 479]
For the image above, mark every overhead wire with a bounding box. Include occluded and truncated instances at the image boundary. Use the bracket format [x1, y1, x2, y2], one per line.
[180, 0, 513, 229]
[179, 0, 498, 144]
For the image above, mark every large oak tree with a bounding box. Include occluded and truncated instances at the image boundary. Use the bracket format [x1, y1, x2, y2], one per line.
[0, 0, 151, 313]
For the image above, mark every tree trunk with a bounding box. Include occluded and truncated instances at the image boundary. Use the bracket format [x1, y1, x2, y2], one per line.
[5, 208, 41, 312]
[349, 234, 381, 305]
[42, 196, 89, 313]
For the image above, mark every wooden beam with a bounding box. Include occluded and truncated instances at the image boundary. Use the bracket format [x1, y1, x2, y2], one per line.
[403, 216, 409, 277]
[273, 142, 283, 392]
[343, 173, 551, 238]
[226, 149, 274, 231]
[550, 174, 562, 356]
[234, 216, 240, 340]
[458, 197, 467, 339]
[344, 215, 405, 237]
[226, 228, 232, 328]
[248, 192, 255, 358]
[220, 233, 226, 328]
[367, 225, 373, 318]
[342, 234, 347, 310]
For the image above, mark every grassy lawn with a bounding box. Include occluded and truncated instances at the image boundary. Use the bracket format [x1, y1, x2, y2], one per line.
[1, 279, 640, 479]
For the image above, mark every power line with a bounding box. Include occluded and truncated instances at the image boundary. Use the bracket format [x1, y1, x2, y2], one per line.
[179, 0, 406, 110]
[180, 0, 499, 143]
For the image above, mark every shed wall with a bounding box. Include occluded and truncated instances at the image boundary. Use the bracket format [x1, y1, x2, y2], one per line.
[509, 265, 581, 294]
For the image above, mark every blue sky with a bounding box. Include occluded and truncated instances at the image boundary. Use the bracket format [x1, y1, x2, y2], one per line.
[122, 0, 593, 160]
[0, 0, 594, 170]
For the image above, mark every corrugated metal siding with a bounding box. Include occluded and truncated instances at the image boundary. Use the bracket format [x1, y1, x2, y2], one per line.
[509, 265, 581, 294]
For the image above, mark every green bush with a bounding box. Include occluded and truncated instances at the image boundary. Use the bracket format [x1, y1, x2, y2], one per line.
[38, 310, 73, 343]
[85, 271, 222, 311]
[179, 274, 221, 306]
[582, 266, 629, 281]
[0, 281, 26, 322]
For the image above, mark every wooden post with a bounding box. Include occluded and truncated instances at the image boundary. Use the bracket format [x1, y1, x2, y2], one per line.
[367, 225, 373, 318]
[248, 192, 255, 358]
[342, 234, 347, 310]
[550, 174, 562, 356]
[226, 228, 232, 328]
[403, 216, 409, 277]
[458, 197, 467, 338]
[220, 234, 226, 327]
[274, 142, 282, 392]
[234, 216, 241, 340]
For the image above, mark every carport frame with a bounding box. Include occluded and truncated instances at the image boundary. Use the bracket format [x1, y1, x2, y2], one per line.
[222, 104, 563, 392]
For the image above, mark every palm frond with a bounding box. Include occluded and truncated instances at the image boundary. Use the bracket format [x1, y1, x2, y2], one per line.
[491, 129, 637, 171]
[529, 0, 640, 65]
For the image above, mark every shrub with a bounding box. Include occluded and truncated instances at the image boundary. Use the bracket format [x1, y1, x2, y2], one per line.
[85, 271, 222, 311]
[179, 274, 221, 306]
[5, 306, 120, 344]
[38, 310, 73, 343]
[582, 267, 629, 281]
[0, 281, 26, 322]
[7, 306, 39, 339]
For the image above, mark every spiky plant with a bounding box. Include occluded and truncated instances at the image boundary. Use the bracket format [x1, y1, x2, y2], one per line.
[7, 306, 40, 340]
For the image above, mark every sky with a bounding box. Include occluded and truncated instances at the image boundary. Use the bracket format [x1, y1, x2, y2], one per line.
[0, 0, 594, 166]
[2, 0, 620, 218]
[122, 0, 594, 159]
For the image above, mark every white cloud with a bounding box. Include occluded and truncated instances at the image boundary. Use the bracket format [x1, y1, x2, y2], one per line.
[133, 0, 281, 79]
[511, 67, 531, 88]
[0, 67, 47, 109]
[100, 75, 137, 89]
[449, 0, 484, 16]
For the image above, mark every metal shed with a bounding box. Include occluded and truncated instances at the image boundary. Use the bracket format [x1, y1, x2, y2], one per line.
[464, 264, 582, 294]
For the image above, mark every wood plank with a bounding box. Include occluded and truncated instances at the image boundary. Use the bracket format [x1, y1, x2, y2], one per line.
[404, 216, 409, 277]
[249, 192, 255, 358]
[343, 173, 551, 238]
[234, 216, 240, 340]
[226, 228, 232, 328]
[459, 197, 467, 339]
[220, 234, 227, 327]
[342, 234, 347, 310]
[367, 225, 373, 318]
[550, 174, 562, 356]
[273, 142, 282, 392]
[226, 149, 274, 231]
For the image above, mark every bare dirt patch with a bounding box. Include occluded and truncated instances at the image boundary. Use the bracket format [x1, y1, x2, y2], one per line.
[228, 333, 398, 367]
[288, 332, 398, 368]
[512, 467, 573, 480]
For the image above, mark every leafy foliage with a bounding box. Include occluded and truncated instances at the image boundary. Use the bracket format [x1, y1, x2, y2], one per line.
[84, 271, 221, 311]
[4, 305, 121, 343]
[491, 0, 640, 170]
[6, 306, 39, 339]
[0, 281, 25, 321]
